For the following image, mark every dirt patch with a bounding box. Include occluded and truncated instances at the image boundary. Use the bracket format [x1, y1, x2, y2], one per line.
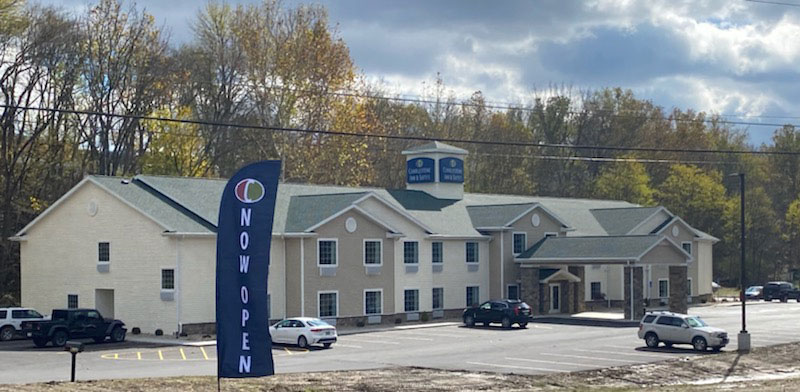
[3, 343, 800, 391]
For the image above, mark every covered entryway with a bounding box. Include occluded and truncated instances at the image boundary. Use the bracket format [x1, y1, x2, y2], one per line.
[516, 235, 692, 320]
[95, 289, 114, 318]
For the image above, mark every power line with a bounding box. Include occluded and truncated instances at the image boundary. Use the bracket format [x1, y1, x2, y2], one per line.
[746, 0, 800, 7]
[3, 103, 799, 157]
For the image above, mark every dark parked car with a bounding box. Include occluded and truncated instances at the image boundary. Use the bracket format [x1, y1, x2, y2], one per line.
[744, 286, 763, 301]
[762, 281, 800, 302]
[21, 308, 126, 347]
[463, 299, 531, 329]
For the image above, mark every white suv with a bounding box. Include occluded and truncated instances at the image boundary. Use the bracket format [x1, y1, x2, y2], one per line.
[637, 311, 728, 352]
[0, 307, 46, 341]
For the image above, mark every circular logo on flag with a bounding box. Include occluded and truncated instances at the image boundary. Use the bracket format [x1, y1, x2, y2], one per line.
[450, 159, 457, 168]
[234, 179, 265, 204]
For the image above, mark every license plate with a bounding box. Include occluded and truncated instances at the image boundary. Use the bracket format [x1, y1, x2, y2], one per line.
[326, 331, 331, 335]
[26, 333, 32, 337]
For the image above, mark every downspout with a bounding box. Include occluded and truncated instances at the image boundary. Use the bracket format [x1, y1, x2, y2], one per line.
[500, 231, 504, 299]
[176, 235, 183, 336]
[300, 237, 305, 317]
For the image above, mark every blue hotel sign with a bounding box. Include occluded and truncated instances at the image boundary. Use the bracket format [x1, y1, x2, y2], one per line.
[407, 158, 435, 183]
[439, 157, 464, 183]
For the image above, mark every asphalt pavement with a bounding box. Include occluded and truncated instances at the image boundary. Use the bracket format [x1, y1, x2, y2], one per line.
[1, 301, 798, 384]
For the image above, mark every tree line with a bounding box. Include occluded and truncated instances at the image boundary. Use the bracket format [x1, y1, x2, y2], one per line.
[2, 0, 799, 303]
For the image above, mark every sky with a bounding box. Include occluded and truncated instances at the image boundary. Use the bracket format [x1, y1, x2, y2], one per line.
[39, 0, 800, 146]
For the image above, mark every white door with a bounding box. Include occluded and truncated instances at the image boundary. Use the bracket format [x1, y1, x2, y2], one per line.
[549, 284, 560, 313]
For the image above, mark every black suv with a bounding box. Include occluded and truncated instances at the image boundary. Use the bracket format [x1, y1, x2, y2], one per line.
[463, 299, 531, 329]
[762, 281, 800, 302]
[22, 308, 126, 347]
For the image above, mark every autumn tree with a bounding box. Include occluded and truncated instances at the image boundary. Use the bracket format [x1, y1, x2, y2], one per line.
[593, 159, 655, 206]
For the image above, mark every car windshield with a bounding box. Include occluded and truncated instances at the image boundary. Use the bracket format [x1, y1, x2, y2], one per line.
[746, 287, 760, 293]
[685, 317, 708, 328]
[306, 319, 331, 327]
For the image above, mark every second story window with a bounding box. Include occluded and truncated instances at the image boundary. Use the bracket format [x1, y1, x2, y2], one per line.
[466, 242, 478, 263]
[364, 240, 382, 265]
[404, 241, 419, 264]
[318, 240, 337, 266]
[431, 242, 443, 264]
[98, 242, 110, 263]
[512, 233, 526, 255]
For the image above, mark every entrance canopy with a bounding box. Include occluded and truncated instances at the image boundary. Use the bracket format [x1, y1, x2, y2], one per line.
[515, 235, 690, 266]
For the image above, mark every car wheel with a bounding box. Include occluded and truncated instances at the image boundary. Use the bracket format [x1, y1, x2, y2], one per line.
[52, 330, 68, 347]
[0, 326, 14, 341]
[297, 335, 308, 349]
[644, 332, 659, 348]
[692, 336, 708, 352]
[32, 337, 48, 348]
[110, 326, 126, 343]
[501, 317, 512, 329]
[518, 322, 528, 329]
[464, 315, 475, 327]
[323, 343, 332, 349]
[781, 295, 788, 303]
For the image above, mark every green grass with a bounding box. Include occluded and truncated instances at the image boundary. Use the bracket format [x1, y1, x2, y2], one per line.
[715, 286, 740, 297]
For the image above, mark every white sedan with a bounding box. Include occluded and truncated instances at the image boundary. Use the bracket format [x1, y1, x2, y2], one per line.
[269, 317, 337, 349]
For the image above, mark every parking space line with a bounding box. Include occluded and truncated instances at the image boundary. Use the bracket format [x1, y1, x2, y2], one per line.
[114, 353, 118, 359]
[200, 347, 210, 360]
[137, 352, 141, 360]
[343, 338, 400, 345]
[466, 361, 565, 373]
[577, 348, 672, 358]
[158, 350, 164, 361]
[506, 356, 589, 368]
[333, 343, 363, 349]
[284, 348, 293, 355]
[179, 348, 187, 360]
[531, 325, 553, 330]
[393, 336, 433, 341]
[539, 352, 639, 363]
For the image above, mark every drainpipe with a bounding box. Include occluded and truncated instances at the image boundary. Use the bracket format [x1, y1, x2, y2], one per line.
[300, 237, 305, 317]
[629, 260, 634, 321]
[500, 231, 504, 299]
[176, 235, 182, 336]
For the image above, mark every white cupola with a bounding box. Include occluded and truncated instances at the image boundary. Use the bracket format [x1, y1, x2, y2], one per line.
[402, 141, 468, 200]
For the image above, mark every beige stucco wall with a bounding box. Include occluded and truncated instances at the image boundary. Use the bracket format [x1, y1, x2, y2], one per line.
[429, 238, 490, 309]
[300, 210, 395, 318]
[630, 210, 672, 234]
[20, 181, 177, 334]
[502, 208, 562, 299]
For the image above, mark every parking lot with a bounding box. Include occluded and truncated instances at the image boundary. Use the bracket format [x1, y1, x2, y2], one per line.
[1, 301, 799, 384]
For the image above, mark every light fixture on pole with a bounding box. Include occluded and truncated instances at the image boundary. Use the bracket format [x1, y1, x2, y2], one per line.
[730, 172, 750, 353]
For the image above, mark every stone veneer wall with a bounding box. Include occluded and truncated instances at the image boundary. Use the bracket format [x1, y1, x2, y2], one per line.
[569, 266, 586, 313]
[623, 266, 645, 320]
[520, 267, 540, 316]
[669, 265, 689, 314]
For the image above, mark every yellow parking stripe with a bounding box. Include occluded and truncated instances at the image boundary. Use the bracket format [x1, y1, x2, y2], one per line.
[200, 347, 210, 360]
[158, 350, 164, 360]
[137, 352, 141, 360]
[114, 353, 118, 359]
[180, 348, 187, 360]
[284, 348, 293, 355]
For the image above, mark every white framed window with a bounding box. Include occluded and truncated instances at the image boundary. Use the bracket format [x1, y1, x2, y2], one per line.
[512, 232, 526, 255]
[590, 282, 602, 300]
[431, 242, 443, 264]
[507, 284, 520, 300]
[687, 278, 693, 296]
[403, 241, 419, 264]
[98, 242, 110, 263]
[67, 294, 78, 309]
[658, 279, 669, 298]
[318, 291, 338, 318]
[404, 289, 419, 312]
[161, 269, 175, 290]
[466, 286, 479, 307]
[364, 289, 383, 315]
[682, 241, 692, 255]
[544, 232, 558, 238]
[465, 242, 479, 263]
[363, 239, 382, 266]
[432, 287, 444, 310]
[317, 239, 338, 266]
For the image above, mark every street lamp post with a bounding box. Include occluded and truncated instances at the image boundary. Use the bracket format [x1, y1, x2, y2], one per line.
[731, 172, 750, 352]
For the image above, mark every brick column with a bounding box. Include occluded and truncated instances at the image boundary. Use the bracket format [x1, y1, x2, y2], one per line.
[561, 281, 569, 313]
[569, 266, 586, 313]
[624, 266, 644, 320]
[669, 265, 688, 314]
[520, 267, 540, 316]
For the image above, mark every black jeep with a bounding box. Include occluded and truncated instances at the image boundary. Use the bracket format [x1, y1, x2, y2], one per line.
[22, 308, 126, 347]
[762, 281, 800, 302]
[463, 299, 532, 329]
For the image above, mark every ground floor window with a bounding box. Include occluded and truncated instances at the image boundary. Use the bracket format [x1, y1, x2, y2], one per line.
[658, 279, 669, 298]
[507, 284, 519, 300]
[67, 294, 78, 309]
[687, 278, 693, 296]
[432, 287, 444, 309]
[404, 289, 419, 312]
[466, 286, 479, 307]
[319, 292, 338, 317]
[590, 281, 602, 300]
[365, 290, 382, 315]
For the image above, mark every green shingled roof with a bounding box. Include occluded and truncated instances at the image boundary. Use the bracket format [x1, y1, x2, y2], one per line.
[590, 207, 663, 235]
[284, 192, 368, 232]
[517, 235, 665, 260]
